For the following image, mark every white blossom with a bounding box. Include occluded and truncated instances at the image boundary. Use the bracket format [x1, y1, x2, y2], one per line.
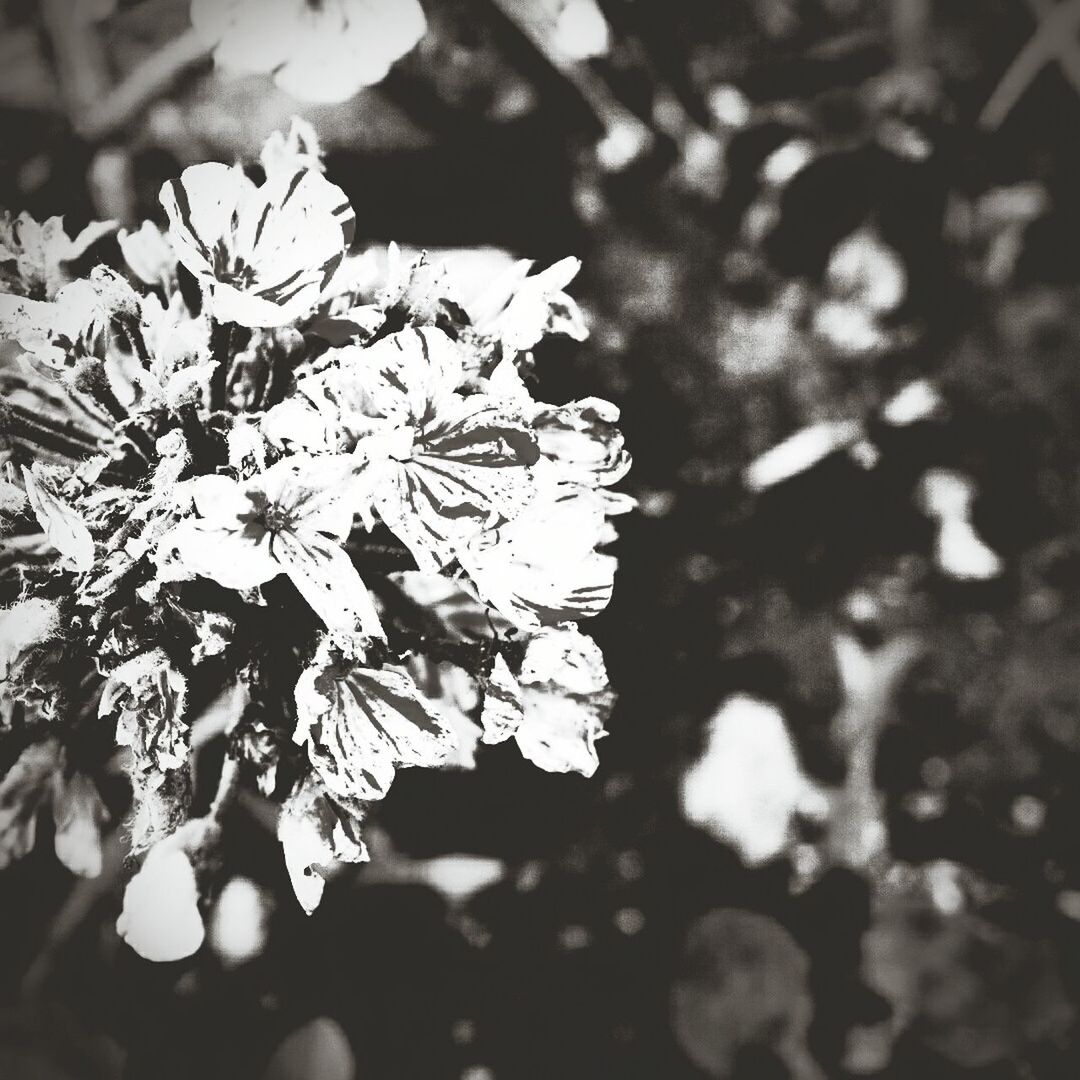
[160, 162, 355, 327]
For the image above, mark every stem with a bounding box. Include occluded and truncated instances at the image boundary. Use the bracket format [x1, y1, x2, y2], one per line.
[209, 319, 234, 412]
[42, 0, 111, 123]
[979, 0, 1080, 130]
[209, 755, 241, 824]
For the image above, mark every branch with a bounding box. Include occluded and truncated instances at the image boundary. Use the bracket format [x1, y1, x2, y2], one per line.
[76, 29, 211, 143]
[979, 0, 1080, 130]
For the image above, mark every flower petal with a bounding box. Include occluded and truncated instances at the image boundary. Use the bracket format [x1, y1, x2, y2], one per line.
[52, 772, 108, 878]
[117, 845, 205, 962]
[21, 465, 95, 572]
[480, 654, 523, 745]
[278, 774, 368, 915]
[275, 530, 384, 642]
[294, 639, 457, 802]
[160, 162, 254, 281]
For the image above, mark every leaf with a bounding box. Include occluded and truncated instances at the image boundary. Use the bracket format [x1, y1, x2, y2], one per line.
[294, 638, 457, 802]
[21, 465, 95, 571]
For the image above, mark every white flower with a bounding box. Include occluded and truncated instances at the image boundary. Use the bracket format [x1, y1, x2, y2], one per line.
[296, 327, 540, 571]
[191, 0, 426, 103]
[278, 774, 368, 915]
[0, 211, 117, 298]
[260, 116, 326, 180]
[679, 695, 827, 866]
[481, 626, 613, 777]
[0, 266, 140, 369]
[157, 454, 382, 642]
[460, 474, 618, 630]
[293, 636, 458, 802]
[160, 161, 355, 327]
[406, 654, 483, 769]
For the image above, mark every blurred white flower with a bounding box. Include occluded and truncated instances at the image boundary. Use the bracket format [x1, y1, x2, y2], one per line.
[191, 0, 426, 103]
[881, 378, 945, 426]
[160, 162, 355, 327]
[827, 229, 906, 315]
[117, 843, 205, 962]
[492, 0, 610, 63]
[918, 468, 1003, 581]
[679, 695, 827, 866]
[0, 739, 108, 876]
[209, 876, 272, 967]
[415, 854, 506, 905]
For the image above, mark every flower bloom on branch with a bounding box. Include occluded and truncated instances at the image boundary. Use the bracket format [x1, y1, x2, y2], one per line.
[160, 162, 355, 327]
[0, 124, 631, 950]
[191, 0, 427, 104]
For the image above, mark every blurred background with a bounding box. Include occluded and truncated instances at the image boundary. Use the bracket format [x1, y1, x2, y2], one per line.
[7, 0, 1080, 1077]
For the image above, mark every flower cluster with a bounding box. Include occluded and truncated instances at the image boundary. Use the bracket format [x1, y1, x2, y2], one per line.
[0, 123, 630, 960]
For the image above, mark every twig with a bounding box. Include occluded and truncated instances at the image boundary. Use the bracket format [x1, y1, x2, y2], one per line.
[209, 755, 241, 823]
[42, 0, 111, 122]
[21, 828, 126, 1000]
[483, 0, 655, 170]
[889, 0, 931, 71]
[979, 0, 1080, 130]
[76, 29, 211, 143]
